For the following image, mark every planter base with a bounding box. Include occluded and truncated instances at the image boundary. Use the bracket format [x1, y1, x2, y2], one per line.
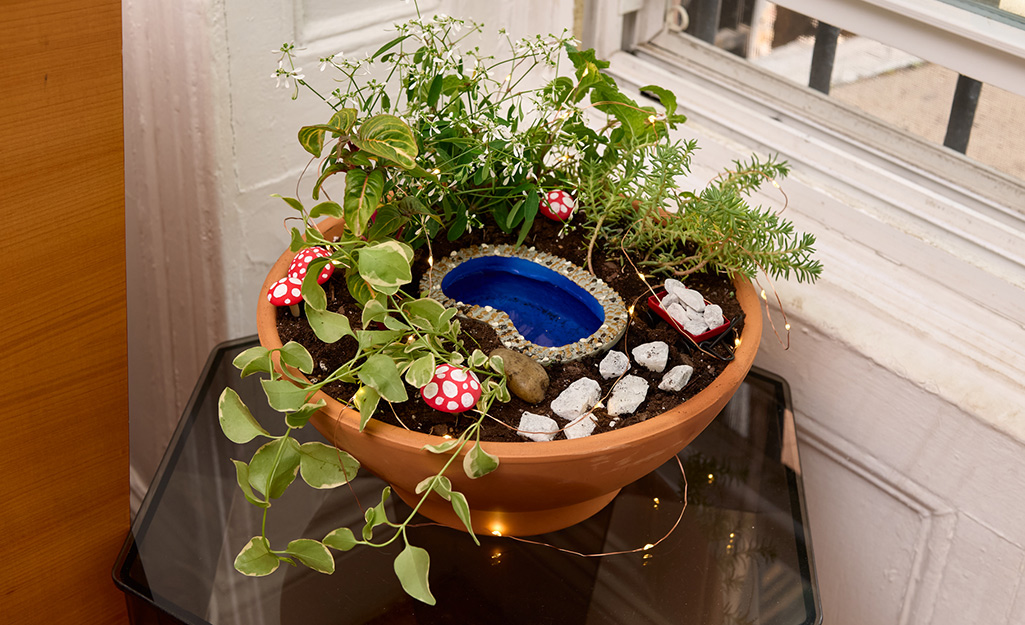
[391, 484, 622, 537]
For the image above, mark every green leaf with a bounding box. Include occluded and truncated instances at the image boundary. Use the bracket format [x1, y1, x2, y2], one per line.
[361, 298, 389, 326]
[298, 125, 328, 157]
[448, 490, 478, 543]
[401, 298, 447, 331]
[414, 475, 452, 499]
[404, 354, 436, 388]
[218, 388, 270, 444]
[422, 439, 460, 453]
[234, 537, 280, 577]
[272, 194, 305, 212]
[372, 34, 409, 59]
[489, 354, 506, 374]
[365, 203, 406, 241]
[323, 527, 359, 551]
[639, 84, 680, 118]
[363, 487, 392, 540]
[260, 379, 310, 412]
[357, 354, 409, 403]
[310, 201, 344, 219]
[301, 264, 328, 311]
[233, 346, 270, 372]
[354, 386, 381, 431]
[468, 349, 488, 368]
[312, 163, 345, 200]
[393, 543, 436, 605]
[285, 539, 335, 574]
[299, 441, 360, 489]
[284, 399, 326, 428]
[343, 168, 385, 237]
[353, 114, 419, 170]
[306, 306, 354, 343]
[345, 265, 375, 305]
[248, 437, 302, 499]
[426, 74, 444, 108]
[289, 227, 305, 252]
[462, 442, 500, 479]
[279, 341, 314, 374]
[231, 459, 270, 508]
[383, 314, 411, 332]
[328, 108, 358, 134]
[358, 240, 414, 295]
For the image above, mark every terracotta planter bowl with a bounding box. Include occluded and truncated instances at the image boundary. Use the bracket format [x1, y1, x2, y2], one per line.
[257, 219, 762, 536]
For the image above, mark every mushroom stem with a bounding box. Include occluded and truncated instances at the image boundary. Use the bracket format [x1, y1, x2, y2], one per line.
[289, 304, 300, 317]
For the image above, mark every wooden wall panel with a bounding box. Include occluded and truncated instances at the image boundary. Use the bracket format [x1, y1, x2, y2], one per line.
[0, 0, 129, 623]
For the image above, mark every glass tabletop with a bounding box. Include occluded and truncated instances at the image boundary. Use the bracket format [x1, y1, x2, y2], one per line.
[114, 337, 820, 625]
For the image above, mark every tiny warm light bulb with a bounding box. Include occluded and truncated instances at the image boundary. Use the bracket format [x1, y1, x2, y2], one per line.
[771, 180, 781, 189]
[627, 304, 636, 315]
[729, 532, 735, 538]
[504, 74, 512, 82]
[643, 543, 655, 550]
[760, 289, 767, 301]
[443, 434, 453, 440]
[428, 255, 434, 267]
[653, 497, 660, 505]
[491, 529, 502, 537]
[430, 168, 441, 176]
[647, 114, 656, 123]
[785, 323, 791, 331]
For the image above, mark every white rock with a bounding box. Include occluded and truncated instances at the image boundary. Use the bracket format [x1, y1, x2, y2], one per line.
[661, 292, 681, 309]
[658, 365, 694, 391]
[704, 304, 725, 329]
[632, 341, 669, 373]
[565, 413, 598, 439]
[684, 318, 710, 336]
[607, 375, 649, 415]
[599, 350, 631, 379]
[551, 378, 601, 421]
[517, 412, 559, 442]
[666, 302, 690, 326]
[665, 279, 705, 312]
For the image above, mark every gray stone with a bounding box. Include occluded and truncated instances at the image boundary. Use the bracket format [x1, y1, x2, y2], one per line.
[704, 304, 725, 329]
[665, 279, 705, 312]
[491, 348, 549, 404]
[658, 365, 695, 391]
[517, 412, 559, 442]
[551, 378, 601, 421]
[565, 413, 598, 439]
[684, 318, 710, 336]
[607, 375, 649, 415]
[666, 302, 690, 327]
[599, 350, 630, 379]
[632, 341, 669, 372]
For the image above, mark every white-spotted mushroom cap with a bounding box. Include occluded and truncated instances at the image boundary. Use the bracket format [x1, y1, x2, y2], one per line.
[539, 189, 575, 222]
[287, 246, 334, 284]
[267, 276, 305, 307]
[420, 364, 482, 413]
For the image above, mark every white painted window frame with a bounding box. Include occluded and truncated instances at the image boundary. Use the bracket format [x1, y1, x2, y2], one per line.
[582, 0, 1025, 441]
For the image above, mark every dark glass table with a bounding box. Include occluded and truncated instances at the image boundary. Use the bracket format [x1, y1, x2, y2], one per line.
[114, 337, 820, 624]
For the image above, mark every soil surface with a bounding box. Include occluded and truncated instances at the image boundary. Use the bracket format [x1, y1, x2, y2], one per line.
[276, 217, 744, 442]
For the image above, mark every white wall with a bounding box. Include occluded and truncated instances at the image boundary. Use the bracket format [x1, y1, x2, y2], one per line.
[124, 1, 1025, 622]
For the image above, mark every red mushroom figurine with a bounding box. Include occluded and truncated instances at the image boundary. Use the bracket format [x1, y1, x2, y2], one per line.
[540, 189, 575, 222]
[267, 275, 304, 317]
[420, 364, 482, 413]
[288, 246, 334, 284]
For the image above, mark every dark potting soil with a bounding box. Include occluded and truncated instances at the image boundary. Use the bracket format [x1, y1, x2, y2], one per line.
[276, 217, 745, 442]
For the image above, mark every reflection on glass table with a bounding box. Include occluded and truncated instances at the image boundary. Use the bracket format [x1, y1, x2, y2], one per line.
[114, 337, 821, 625]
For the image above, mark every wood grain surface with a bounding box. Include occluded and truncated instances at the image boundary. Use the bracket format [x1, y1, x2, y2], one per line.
[0, 0, 130, 622]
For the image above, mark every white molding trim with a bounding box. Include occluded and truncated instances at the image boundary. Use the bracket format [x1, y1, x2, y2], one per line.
[796, 415, 956, 625]
[774, 0, 1025, 98]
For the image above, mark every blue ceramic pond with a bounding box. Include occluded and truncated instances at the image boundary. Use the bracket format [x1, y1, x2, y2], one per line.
[421, 244, 629, 363]
[441, 256, 605, 347]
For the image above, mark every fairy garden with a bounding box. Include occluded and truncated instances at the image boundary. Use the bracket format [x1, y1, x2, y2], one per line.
[218, 9, 821, 604]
